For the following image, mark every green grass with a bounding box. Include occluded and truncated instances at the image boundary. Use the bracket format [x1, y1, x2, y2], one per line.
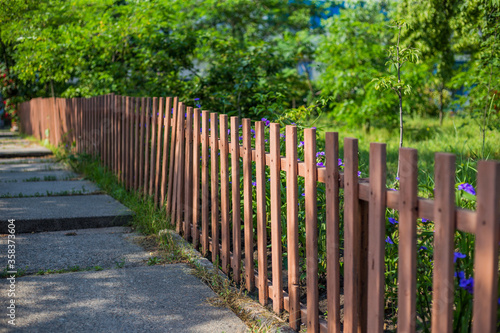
[313, 114, 499, 196]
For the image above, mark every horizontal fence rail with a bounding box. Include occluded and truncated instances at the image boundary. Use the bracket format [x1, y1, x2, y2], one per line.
[19, 95, 500, 332]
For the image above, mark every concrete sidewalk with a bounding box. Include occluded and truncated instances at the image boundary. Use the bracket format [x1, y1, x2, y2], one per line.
[0, 133, 248, 332]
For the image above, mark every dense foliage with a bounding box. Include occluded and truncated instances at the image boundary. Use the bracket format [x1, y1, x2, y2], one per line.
[0, 0, 498, 129]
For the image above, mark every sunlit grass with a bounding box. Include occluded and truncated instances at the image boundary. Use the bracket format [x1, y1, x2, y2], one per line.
[312, 114, 499, 196]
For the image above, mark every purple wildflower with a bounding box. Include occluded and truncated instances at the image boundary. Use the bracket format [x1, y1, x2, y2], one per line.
[358, 171, 362, 177]
[421, 218, 428, 223]
[454, 252, 467, 263]
[316, 151, 325, 157]
[301, 193, 305, 197]
[338, 158, 343, 166]
[459, 277, 474, 294]
[419, 246, 427, 251]
[252, 181, 256, 187]
[458, 183, 476, 195]
[317, 162, 325, 167]
[388, 217, 398, 225]
[194, 98, 200, 101]
[298, 141, 304, 148]
[385, 236, 394, 245]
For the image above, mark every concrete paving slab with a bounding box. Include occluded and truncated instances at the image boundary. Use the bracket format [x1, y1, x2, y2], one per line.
[0, 157, 55, 164]
[0, 138, 53, 158]
[0, 170, 78, 182]
[0, 227, 150, 273]
[0, 180, 100, 197]
[0, 265, 248, 332]
[0, 195, 133, 233]
[0, 162, 69, 173]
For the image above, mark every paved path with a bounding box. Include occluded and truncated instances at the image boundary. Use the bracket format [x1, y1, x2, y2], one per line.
[0, 132, 248, 332]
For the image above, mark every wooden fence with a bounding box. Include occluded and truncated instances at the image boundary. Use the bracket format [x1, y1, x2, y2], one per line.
[19, 95, 499, 333]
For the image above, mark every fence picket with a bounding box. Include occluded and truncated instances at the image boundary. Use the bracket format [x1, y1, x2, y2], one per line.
[201, 111, 210, 255]
[305, 128, 318, 332]
[472, 161, 500, 333]
[184, 107, 193, 240]
[192, 108, 201, 248]
[166, 97, 179, 214]
[325, 132, 341, 333]
[366, 143, 387, 333]
[286, 125, 300, 330]
[255, 121, 268, 305]
[220, 114, 230, 273]
[397, 148, 418, 333]
[143, 98, 151, 197]
[138, 98, 145, 192]
[160, 98, 172, 206]
[149, 97, 158, 198]
[230, 116, 241, 283]
[175, 103, 186, 233]
[210, 112, 220, 264]
[134, 98, 140, 190]
[270, 123, 283, 314]
[344, 137, 360, 333]
[154, 97, 164, 206]
[243, 118, 255, 291]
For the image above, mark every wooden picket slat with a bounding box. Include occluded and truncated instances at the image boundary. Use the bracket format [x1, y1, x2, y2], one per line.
[192, 108, 201, 248]
[184, 107, 193, 240]
[171, 101, 181, 226]
[160, 98, 172, 206]
[242, 118, 255, 291]
[149, 97, 158, 198]
[134, 98, 140, 191]
[143, 98, 151, 197]
[166, 97, 179, 214]
[175, 103, 186, 233]
[343, 137, 360, 333]
[230, 116, 241, 283]
[366, 143, 387, 333]
[431, 153, 456, 333]
[397, 148, 418, 333]
[201, 111, 210, 255]
[127, 96, 134, 190]
[121, 96, 126, 183]
[210, 112, 220, 264]
[304, 128, 318, 332]
[154, 97, 164, 206]
[270, 123, 283, 314]
[325, 132, 340, 333]
[472, 161, 500, 333]
[255, 121, 268, 305]
[138, 98, 145, 192]
[220, 114, 230, 273]
[286, 125, 300, 330]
